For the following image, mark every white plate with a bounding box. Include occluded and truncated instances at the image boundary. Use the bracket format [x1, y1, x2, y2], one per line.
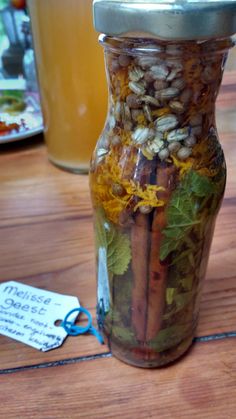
[0, 92, 44, 144]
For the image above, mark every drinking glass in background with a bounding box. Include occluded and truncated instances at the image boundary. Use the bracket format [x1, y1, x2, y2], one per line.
[27, 0, 107, 173]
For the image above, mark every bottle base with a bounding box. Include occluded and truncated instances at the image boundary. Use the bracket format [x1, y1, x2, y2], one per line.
[109, 334, 194, 368]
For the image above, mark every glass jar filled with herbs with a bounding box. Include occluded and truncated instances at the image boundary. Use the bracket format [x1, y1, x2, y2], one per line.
[90, 0, 236, 367]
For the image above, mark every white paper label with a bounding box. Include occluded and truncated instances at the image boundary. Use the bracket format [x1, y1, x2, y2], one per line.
[97, 247, 110, 313]
[0, 281, 80, 351]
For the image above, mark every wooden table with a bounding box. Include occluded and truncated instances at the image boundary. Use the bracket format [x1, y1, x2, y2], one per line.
[0, 74, 236, 419]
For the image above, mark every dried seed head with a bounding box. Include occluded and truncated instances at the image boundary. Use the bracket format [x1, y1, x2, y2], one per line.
[147, 137, 164, 153]
[118, 54, 131, 67]
[137, 56, 158, 69]
[155, 87, 180, 100]
[129, 66, 144, 82]
[154, 132, 164, 141]
[150, 64, 169, 80]
[126, 94, 142, 109]
[158, 148, 170, 161]
[171, 78, 186, 90]
[122, 102, 131, 121]
[169, 100, 185, 114]
[154, 80, 169, 91]
[167, 127, 189, 142]
[144, 71, 155, 83]
[168, 141, 181, 153]
[139, 205, 153, 214]
[111, 135, 121, 146]
[141, 95, 160, 107]
[132, 127, 153, 144]
[131, 109, 144, 121]
[143, 104, 153, 122]
[129, 81, 146, 96]
[166, 60, 183, 71]
[112, 183, 125, 197]
[166, 67, 182, 82]
[184, 135, 197, 147]
[155, 114, 179, 132]
[177, 147, 192, 160]
[144, 144, 155, 158]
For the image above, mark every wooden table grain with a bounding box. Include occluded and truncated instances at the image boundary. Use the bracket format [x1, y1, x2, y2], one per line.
[0, 72, 236, 418]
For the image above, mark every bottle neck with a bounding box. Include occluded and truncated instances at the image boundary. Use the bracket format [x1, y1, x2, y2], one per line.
[100, 36, 231, 145]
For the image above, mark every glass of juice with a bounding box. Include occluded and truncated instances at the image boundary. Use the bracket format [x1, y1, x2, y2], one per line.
[27, 0, 107, 173]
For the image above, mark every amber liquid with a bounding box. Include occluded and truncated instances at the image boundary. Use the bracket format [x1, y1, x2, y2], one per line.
[28, 0, 107, 172]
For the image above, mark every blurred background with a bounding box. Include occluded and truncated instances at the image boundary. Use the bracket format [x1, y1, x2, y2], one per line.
[0, 0, 39, 84]
[0, 0, 42, 141]
[0, 0, 107, 173]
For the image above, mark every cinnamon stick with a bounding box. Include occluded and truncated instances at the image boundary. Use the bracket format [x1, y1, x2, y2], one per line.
[146, 166, 176, 341]
[131, 212, 150, 341]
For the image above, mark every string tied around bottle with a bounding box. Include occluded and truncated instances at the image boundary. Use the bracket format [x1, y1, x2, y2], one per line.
[61, 306, 104, 345]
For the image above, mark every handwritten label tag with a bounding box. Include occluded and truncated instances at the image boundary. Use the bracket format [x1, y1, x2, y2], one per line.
[0, 281, 80, 351]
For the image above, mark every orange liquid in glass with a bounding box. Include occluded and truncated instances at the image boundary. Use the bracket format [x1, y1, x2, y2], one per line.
[28, 0, 107, 172]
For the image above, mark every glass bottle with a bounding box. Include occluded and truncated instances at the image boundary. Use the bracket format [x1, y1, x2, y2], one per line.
[90, 0, 236, 367]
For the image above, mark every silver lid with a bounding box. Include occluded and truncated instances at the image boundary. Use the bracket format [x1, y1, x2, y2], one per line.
[93, 0, 236, 40]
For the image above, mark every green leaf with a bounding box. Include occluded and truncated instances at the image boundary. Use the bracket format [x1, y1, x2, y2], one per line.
[170, 250, 191, 267]
[95, 209, 131, 275]
[163, 290, 195, 320]
[166, 269, 181, 288]
[160, 239, 179, 261]
[107, 232, 130, 275]
[108, 230, 131, 275]
[181, 275, 194, 291]
[166, 288, 177, 305]
[166, 194, 197, 225]
[112, 326, 137, 345]
[95, 209, 107, 249]
[174, 291, 195, 311]
[104, 308, 122, 328]
[190, 171, 216, 197]
[148, 324, 191, 352]
[160, 171, 218, 261]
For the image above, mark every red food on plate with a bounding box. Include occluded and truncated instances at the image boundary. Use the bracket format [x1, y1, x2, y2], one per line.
[11, 0, 26, 10]
[0, 121, 20, 136]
